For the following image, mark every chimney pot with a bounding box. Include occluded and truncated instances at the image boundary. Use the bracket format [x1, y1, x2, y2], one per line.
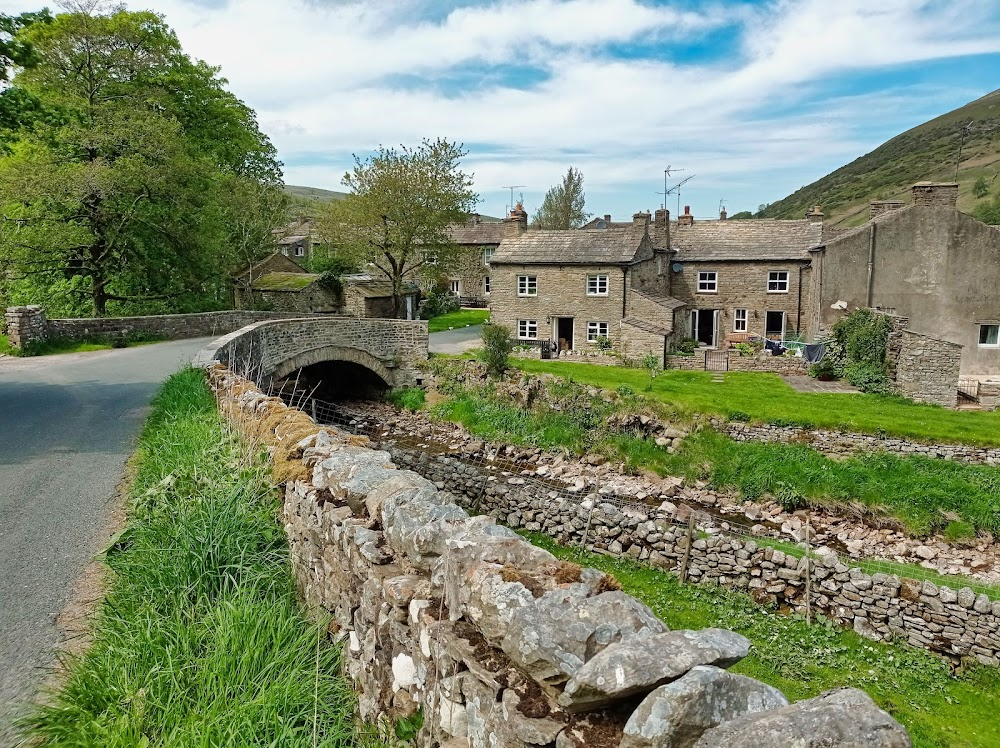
[720, 207, 727, 221]
[503, 202, 528, 236]
[677, 206, 694, 227]
[805, 205, 824, 223]
[684, 205, 691, 215]
[604, 214, 611, 222]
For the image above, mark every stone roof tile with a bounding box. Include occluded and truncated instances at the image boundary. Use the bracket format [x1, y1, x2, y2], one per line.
[492, 227, 648, 265]
[671, 219, 823, 261]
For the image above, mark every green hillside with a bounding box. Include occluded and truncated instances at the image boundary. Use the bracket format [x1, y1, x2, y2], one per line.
[761, 89, 1000, 227]
[283, 184, 348, 202]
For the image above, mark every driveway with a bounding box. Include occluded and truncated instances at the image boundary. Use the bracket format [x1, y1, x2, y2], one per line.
[429, 324, 483, 354]
[0, 338, 212, 743]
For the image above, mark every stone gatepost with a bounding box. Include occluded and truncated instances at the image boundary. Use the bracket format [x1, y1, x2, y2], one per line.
[4, 305, 48, 349]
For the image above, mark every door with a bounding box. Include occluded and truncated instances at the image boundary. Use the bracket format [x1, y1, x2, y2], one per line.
[404, 295, 414, 320]
[693, 309, 716, 347]
[765, 310, 786, 340]
[557, 317, 574, 351]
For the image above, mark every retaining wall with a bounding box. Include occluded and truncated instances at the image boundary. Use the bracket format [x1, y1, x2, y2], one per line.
[665, 351, 809, 375]
[208, 366, 912, 748]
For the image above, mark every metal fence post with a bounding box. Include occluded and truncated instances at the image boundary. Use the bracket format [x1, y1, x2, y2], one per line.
[679, 513, 696, 584]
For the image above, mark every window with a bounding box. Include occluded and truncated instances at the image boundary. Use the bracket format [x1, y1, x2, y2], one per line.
[980, 324, 1000, 347]
[484, 247, 495, 266]
[734, 309, 748, 332]
[587, 274, 609, 296]
[768, 270, 789, 293]
[518, 319, 538, 339]
[698, 271, 717, 293]
[518, 275, 537, 296]
[449, 279, 461, 295]
[587, 321, 609, 342]
[484, 276, 491, 295]
[294, 244, 305, 257]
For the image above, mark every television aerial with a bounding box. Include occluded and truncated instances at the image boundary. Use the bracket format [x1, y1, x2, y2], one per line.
[658, 174, 695, 217]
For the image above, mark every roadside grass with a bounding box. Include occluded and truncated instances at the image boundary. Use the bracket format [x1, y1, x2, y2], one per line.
[0, 333, 12, 355]
[23, 369, 375, 747]
[3, 333, 166, 357]
[427, 309, 489, 333]
[433, 392, 1000, 536]
[525, 532, 1000, 748]
[515, 360, 1000, 447]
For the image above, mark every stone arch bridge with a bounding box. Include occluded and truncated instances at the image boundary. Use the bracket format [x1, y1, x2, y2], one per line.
[193, 317, 428, 390]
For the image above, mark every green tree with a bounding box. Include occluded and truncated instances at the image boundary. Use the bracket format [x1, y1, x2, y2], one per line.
[532, 167, 590, 229]
[0, 10, 53, 144]
[0, 4, 281, 316]
[972, 176, 990, 199]
[318, 138, 478, 317]
[972, 193, 1000, 225]
[729, 210, 754, 220]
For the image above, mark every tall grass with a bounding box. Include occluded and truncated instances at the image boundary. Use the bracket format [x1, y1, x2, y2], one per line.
[23, 369, 371, 747]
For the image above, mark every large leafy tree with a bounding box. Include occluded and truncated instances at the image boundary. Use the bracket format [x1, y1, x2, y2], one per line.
[532, 167, 590, 229]
[319, 138, 478, 316]
[0, 2, 281, 316]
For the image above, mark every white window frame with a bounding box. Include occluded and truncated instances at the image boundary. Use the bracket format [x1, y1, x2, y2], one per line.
[979, 324, 1000, 347]
[733, 309, 748, 333]
[449, 279, 461, 295]
[294, 244, 305, 257]
[697, 271, 717, 293]
[484, 247, 495, 266]
[587, 321, 609, 342]
[586, 274, 609, 296]
[484, 276, 491, 295]
[767, 270, 789, 293]
[518, 319, 538, 339]
[517, 275, 537, 297]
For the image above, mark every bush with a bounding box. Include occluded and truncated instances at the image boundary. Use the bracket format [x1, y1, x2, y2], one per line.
[944, 520, 976, 542]
[670, 337, 698, 355]
[615, 384, 635, 398]
[595, 335, 613, 352]
[481, 323, 513, 378]
[419, 289, 460, 319]
[973, 176, 990, 199]
[808, 357, 838, 380]
[827, 308, 893, 394]
[388, 387, 426, 411]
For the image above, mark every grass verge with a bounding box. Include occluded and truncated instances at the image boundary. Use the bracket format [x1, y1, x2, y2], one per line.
[23, 368, 373, 747]
[515, 359, 1000, 447]
[427, 309, 489, 333]
[3, 333, 166, 357]
[525, 532, 1000, 748]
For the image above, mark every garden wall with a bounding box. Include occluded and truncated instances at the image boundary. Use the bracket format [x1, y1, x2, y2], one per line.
[387, 446, 1000, 668]
[665, 351, 808, 375]
[208, 366, 911, 748]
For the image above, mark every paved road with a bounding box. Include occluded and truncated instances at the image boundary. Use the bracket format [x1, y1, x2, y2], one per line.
[429, 324, 483, 354]
[0, 338, 212, 743]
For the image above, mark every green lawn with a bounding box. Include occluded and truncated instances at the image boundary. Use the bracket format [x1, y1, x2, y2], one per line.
[427, 309, 489, 333]
[516, 360, 1000, 447]
[527, 532, 1000, 748]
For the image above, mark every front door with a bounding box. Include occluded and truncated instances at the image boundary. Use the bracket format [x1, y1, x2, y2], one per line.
[692, 309, 717, 347]
[404, 295, 414, 320]
[557, 317, 574, 351]
[765, 311, 786, 340]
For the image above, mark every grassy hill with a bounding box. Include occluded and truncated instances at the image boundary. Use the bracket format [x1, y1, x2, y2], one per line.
[760, 89, 1000, 227]
[283, 184, 348, 202]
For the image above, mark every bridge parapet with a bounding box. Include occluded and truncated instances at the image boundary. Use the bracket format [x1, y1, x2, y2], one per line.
[193, 316, 428, 388]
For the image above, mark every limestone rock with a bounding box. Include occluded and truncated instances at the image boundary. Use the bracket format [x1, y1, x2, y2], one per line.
[692, 688, 912, 748]
[620, 665, 788, 748]
[558, 629, 751, 712]
[502, 688, 568, 745]
[501, 589, 667, 692]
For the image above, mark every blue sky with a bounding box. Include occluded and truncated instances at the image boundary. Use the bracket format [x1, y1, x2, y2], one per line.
[3, 0, 999, 222]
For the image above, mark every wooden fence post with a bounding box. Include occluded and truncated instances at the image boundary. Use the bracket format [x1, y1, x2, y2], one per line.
[679, 513, 696, 584]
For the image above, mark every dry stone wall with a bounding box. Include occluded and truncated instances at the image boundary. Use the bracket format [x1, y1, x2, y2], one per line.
[665, 351, 809, 374]
[208, 366, 912, 748]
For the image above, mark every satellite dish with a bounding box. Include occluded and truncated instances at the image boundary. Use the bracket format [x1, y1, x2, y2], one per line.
[595, 219, 607, 229]
[671, 262, 683, 273]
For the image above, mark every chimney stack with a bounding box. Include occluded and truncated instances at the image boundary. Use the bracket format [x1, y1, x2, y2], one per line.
[719, 207, 727, 221]
[604, 214, 611, 222]
[805, 205, 824, 223]
[677, 205, 694, 227]
[911, 182, 958, 210]
[632, 211, 651, 230]
[869, 201, 905, 221]
[503, 202, 528, 237]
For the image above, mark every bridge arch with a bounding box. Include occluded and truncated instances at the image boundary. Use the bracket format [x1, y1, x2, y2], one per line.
[269, 345, 395, 385]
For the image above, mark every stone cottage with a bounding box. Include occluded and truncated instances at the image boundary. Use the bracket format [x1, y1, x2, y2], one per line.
[489, 207, 678, 357]
[236, 272, 340, 314]
[809, 182, 1000, 377]
[273, 216, 320, 267]
[443, 215, 505, 305]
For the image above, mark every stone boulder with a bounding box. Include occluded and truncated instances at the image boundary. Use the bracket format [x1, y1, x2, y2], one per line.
[558, 629, 751, 712]
[692, 688, 912, 748]
[501, 589, 667, 692]
[620, 665, 788, 748]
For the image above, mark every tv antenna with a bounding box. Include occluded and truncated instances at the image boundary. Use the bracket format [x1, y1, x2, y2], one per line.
[655, 167, 686, 209]
[719, 198, 726, 213]
[502, 185, 526, 213]
[657, 174, 695, 217]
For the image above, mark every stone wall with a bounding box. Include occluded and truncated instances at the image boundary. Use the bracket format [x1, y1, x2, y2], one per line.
[208, 366, 912, 748]
[665, 350, 809, 375]
[892, 329, 962, 408]
[4, 305, 47, 347]
[980, 381, 1000, 411]
[386, 446, 1000, 668]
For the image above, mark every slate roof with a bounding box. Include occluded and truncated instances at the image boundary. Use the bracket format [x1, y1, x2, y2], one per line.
[251, 272, 319, 292]
[811, 205, 916, 249]
[622, 316, 672, 335]
[447, 221, 506, 245]
[670, 219, 823, 261]
[491, 227, 647, 265]
[341, 273, 419, 298]
[631, 289, 685, 310]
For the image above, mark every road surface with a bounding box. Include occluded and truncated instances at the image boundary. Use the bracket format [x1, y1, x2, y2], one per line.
[0, 338, 211, 743]
[429, 324, 483, 354]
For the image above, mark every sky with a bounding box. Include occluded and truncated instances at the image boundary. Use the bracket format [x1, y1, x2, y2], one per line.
[3, 0, 1000, 220]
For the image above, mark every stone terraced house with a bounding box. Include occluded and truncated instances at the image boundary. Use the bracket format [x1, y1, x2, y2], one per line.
[442, 215, 505, 306]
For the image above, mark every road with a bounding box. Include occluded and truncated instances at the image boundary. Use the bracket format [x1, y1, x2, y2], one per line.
[429, 324, 483, 354]
[0, 338, 211, 744]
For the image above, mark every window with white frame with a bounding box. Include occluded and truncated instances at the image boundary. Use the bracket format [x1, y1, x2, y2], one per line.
[294, 244, 305, 257]
[449, 279, 461, 295]
[518, 319, 538, 339]
[518, 275, 537, 296]
[733, 308, 748, 332]
[698, 271, 717, 293]
[767, 270, 789, 293]
[484, 276, 491, 294]
[980, 324, 999, 347]
[587, 321, 609, 342]
[586, 274, 609, 296]
[484, 246, 495, 266]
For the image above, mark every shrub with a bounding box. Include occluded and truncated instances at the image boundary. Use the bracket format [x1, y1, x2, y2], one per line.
[670, 337, 698, 355]
[973, 176, 990, 199]
[481, 323, 514, 378]
[828, 308, 893, 394]
[727, 410, 751, 422]
[419, 289, 460, 319]
[809, 357, 838, 380]
[615, 384, 635, 398]
[595, 335, 613, 352]
[388, 387, 426, 411]
[944, 520, 976, 543]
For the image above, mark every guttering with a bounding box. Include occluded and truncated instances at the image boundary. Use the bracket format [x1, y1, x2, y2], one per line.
[865, 223, 877, 307]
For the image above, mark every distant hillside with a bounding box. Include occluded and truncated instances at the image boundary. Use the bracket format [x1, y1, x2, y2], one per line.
[283, 184, 348, 202]
[761, 89, 1000, 227]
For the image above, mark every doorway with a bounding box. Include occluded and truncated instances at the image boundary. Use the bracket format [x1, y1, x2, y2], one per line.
[691, 309, 718, 347]
[765, 310, 786, 340]
[557, 317, 574, 351]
